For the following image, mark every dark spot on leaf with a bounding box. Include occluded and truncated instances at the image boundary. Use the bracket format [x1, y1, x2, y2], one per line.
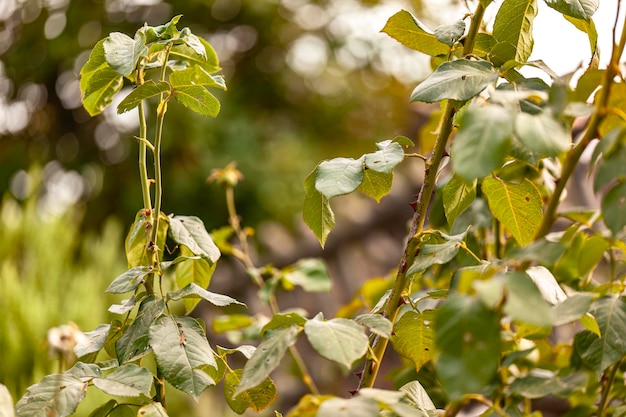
[461, 75, 467, 80]
[525, 196, 530, 201]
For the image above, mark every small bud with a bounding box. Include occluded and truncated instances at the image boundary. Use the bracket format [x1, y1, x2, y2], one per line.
[207, 162, 244, 188]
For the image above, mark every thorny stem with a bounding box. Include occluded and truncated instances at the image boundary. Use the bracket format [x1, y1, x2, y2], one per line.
[137, 66, 152, 213]
[356, 1, 487, 391]
[535, 3, 626, 238]
[224, 185, 321, 395]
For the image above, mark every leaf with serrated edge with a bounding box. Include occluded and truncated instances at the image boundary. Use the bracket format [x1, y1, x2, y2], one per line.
[103, 31, 147, 76]
[303, 169, 335, 247]
[173, 85, 221, 117]
[411, 60, 498, 103]
[169, 215, 220, 264]
[16, 374, 87, 417]
[304, 317, 368, 372]
[493, 0, 538, 63]
[116, 296, 164, 364]
[93, 364, 152, 397]
[582, 295, 626, 372]
[381, 10, 449, 56]
[391, 310, 435, 371]
[80, 39, 123, 116]
[354, 314, 393, 339]
[443, 174, 477, 227]
[364, 140, 404, 173]
[482, 177, 542, 246]
[358, 169, 393, 203]
[150, 315, 217, 398]
[236, 326, 301, 395]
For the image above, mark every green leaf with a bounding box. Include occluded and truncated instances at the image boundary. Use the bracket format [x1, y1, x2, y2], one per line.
[169, 37, 221, 74]
[451, 105, 513, 180]
[173, 85, 221, 117]
[316, 397, 379, 417]
[400, 381, 436, 412]
[137, 402, 168, 417]
[602, 182, 626, 235]
[303, 169, 335, 248]
[167, 283, 244, 307]
[236, 326, 301, 395]
[435, 296, 501, 401]
[526, 265, 567, 305]
[391, 310, 435, 371]
[116, 296, 164, 364]
[169, 215, 220, 264]
[492, 0, 538, 64]
[117, 81, 170, 114]
[105, 266, 150, 294]
[502, 272, 553, 326]
[75, 324, 110, 358]
[482, 177, 542, 245]
[354, 314, 393, 339]
[92, 364, 152, 397]
[357, 169, 393, 203]
[407, 231, 465, 276]
[582, 295, 626, 372]
[553, 293, 597, 326]
[16, 374, 87, 417]
[544, 0, 599, 20]
[125, 210, 168, 268]
[144, 15, 181, 42]
[443, 174, 477, 227]
[434, 20, 466, 47]
[381, 10, 450, 57]
[149, 315, 217, 398]
[174, 246, 218, 313]
[169, 65, 226, 90]
[315, 157, 364, 199]
[281, 258, 331, 292]
[107, 404, 137, 417]
[364, 140, 405, 173]
[411, 59, 498, 103]
[103, 31, 147, 76]
[224, 369, 276, 414]
[109, 297, 136, 315]
[80, 39, 124, 116]
[514, 111, 570, 157]
[304, 317, 368, 372]
[510, 372, 588, 398]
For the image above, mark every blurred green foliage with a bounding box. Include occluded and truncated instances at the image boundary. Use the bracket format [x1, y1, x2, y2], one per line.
[0, 0, 430, 233]
[0, 167, 125, 399]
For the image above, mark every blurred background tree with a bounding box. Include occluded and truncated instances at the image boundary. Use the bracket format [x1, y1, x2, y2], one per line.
[0, 0, 463, 409]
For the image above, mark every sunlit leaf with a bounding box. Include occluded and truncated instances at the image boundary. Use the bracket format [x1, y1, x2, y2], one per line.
[451, 105, 513, 181]
[137, 402, 168, 417]
[493, 0, 538, 64]
[169, 215, 220, 264]
[363, 140, 405, 173]
[224, 369, 276, 414]
[564, 15, 598, 57]
[391, 310, 435, 371]
[173, 85, 221, 117]
[169, 65, 226, 90]
[544, 0, 599, 20]
[303, 169, 335, 248]
[525, 265, 567, 305]
[169, 37, 221, 74]
[400, 381, 436, 412]
[143, 15, 181, 42]
[261, 313, 307, 336]
[92, 364, 152, 398]
[80, 39, 124, 116]
[435, 295, 500, 401]
[167, 282, 244, 307]
[482, 177, 542, 245]
[411, 59, 498, 103]
[75, 324, 110, 358]
[174, 246, 218, 313]
[103, 31, 147, 76]
[149, 315, 217, 398]
[407, 231, 465, 275]
[358, 169, 393, 203]
[443, 174, 477, 227]
[236, 326, 301, 395]
[354, 314, 392, 339]
[16, 374, 87, 417]
[315, 157, 364, 199]
[304, 317, 368, 372]
[125, 210, 168, 268]
[381, 10, 449, 57]
[117, 81, 170, 114]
